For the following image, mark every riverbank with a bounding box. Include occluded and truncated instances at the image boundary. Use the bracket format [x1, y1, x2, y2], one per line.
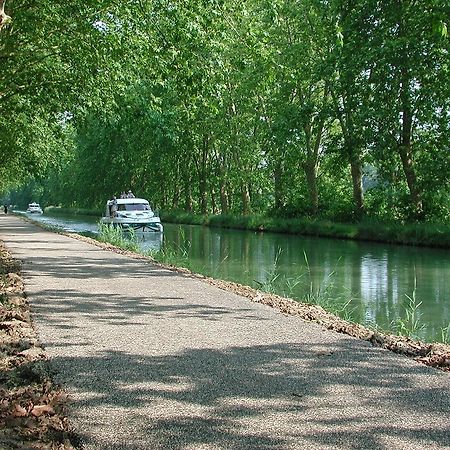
[43, 207, 450, 249]
[14, 211, 450, 343]
[1, 217, 450, 448]
[7, 217, 450, 370]
[92, 238, 450, 371]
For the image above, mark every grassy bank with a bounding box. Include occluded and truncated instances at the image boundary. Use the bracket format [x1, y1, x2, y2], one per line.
[161, 211, 450, 249]
[42, 207, 450, 248]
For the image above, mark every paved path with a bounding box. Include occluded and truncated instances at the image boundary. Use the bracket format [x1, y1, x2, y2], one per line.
[1, 214, 450, 450]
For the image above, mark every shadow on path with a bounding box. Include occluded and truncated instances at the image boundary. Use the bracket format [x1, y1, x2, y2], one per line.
[49, 341, 450, 450]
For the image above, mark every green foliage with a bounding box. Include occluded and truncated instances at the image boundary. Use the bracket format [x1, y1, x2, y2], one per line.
[2, 0, 449, 227]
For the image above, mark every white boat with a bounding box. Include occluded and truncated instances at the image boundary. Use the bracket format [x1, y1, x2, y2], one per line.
[26, 202, 43, 214]
[100, 198, 163, 232]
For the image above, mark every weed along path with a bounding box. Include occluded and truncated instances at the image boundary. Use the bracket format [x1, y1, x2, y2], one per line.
[1, 215, 450, 450]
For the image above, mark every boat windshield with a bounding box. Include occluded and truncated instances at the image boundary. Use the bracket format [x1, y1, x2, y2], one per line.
[118, 203, 150, 211]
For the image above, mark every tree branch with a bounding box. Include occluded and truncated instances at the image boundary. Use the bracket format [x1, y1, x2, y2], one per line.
[0, 0, 11, 29]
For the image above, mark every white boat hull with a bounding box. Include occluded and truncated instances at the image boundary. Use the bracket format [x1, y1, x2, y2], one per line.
[101, 197, 163, 232]
[26, 205, 43, 214]
[100, 216, 163, 232]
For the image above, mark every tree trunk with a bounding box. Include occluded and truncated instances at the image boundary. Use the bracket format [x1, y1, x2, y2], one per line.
[350, 157, 364, 218]
[199, 179, 207, 215]
[304, 160, 319, 216]
[241, 183, 251, 216]
[330, 88, 365, 218]
[211, 189, 218, 214]
[398, 143, 422, 217]
[218, 159, 229, 214]
[274, 162, 284, 211]
[199, 135, 209, 215]
[398, 65, 423, 218]
[220, 182, 229, 213]
[302, 113, 324, 217]
[172, 187, 180, 210]
[184, 182, 193, 212]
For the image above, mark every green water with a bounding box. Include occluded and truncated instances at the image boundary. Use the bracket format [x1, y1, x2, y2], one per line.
[24, 211, 450, 343]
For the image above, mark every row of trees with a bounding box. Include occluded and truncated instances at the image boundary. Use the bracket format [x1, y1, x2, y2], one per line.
[2, 0, 449, 221]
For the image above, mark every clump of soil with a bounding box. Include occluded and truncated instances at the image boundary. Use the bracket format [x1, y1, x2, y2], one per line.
[0, 243, 76, 449]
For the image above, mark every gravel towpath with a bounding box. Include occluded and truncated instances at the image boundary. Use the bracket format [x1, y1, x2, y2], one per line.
[1, 215, 450, 450]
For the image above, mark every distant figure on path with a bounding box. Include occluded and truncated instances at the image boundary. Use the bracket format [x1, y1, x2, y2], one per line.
[3, 204, 7, 214]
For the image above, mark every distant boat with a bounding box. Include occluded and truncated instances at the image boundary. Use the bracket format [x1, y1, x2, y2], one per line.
[100, 198, 163, 232]
[26, 202, 43, 214]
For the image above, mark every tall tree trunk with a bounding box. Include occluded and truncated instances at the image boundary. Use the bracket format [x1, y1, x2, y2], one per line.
[274, 162, 284, 211]
[211, 188, 219, 214]
[172, 187, 180, 210]
[199, 179, 207, 214]
[199, 135, 209, 215]
[241, 183, 251, 215]
[304, 161, 319, 215]
[398, 65, 423, 217]
[184, 182, 193, 212]
[220, 182, 229, 213]
[218, 159, 229, 213]
[350, 157, 364, 218]
[331, 89, 365, 217]
[302, 112, 325, 217]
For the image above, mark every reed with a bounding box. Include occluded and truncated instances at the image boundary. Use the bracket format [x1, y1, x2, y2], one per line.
[253, 249, 356, 322]
[97, 223, 139, 252]
[441, 323, 450, 344]
[145, 228, 206, 274]
[393, 278, 425, 339]
[253, 248, 283, 293]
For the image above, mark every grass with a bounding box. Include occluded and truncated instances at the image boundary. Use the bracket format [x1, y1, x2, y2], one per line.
[392, 277, 426, 339]
[97, 223, 139, 252]
[254, 248, 356, 323]
[441, 323, 450, 344]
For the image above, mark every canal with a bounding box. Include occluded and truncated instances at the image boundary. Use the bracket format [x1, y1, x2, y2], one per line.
[19, 210, 450, 343]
